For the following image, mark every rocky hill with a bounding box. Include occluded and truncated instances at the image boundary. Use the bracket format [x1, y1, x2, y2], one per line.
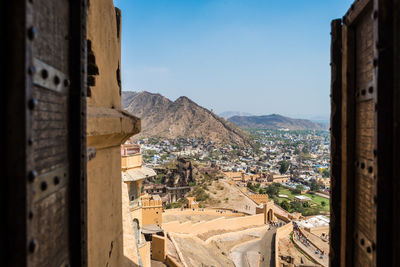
[219, 111, 253, 119]
[228, 114, 327, 130]
[122, 91, 252, 146]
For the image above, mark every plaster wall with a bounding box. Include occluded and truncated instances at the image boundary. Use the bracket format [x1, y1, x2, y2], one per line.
[87, 147, 123, 266]
[165, 255, 182, 267]
[152, 234, 167, 262]
[163, 208, 245, 216]
[122, 182, 140, 265]
[163, 214, 265, 234]
[142, 206, 163, 225]
[307, 225, 330, 236]
[86, 1, 140, 266]
[87, 0, 121, 109]
[139, 242, 151, 267]
[275, 222, 294, 267]
[248, 194, 269, 205]
[129, 205, 143, 228]
[122, 154, 142, 170]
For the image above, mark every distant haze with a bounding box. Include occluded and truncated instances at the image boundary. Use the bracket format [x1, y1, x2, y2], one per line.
[219, 111, 253, 119]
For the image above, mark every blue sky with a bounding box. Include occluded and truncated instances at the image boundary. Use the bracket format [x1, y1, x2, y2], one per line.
[114, 0, 352, 120]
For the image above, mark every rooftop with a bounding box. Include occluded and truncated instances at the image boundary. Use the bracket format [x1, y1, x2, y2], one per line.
[294, 195, 311, 201]
[296, 215, 330, 228]
[122, 166, 156, 182]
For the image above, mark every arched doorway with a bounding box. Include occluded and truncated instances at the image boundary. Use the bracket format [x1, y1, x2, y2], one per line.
[267, 209, 273, 222]
[133, 218, 140, 243]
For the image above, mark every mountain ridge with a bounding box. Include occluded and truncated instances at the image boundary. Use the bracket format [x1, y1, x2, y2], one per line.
[219, 111, 253, 119]
[228, 114, 328, 130]
[122, 91, 252, 147]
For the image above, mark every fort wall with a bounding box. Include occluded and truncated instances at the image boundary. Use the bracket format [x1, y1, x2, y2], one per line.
[86, 0, 141, 266]
[248, 194, 269, 205]
[275, 222, 293, 267]
[152, 234, 167, 262]
[163, 214, 265, 235]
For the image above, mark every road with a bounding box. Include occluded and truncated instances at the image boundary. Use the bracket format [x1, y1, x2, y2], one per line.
[231, 227, 277, 267]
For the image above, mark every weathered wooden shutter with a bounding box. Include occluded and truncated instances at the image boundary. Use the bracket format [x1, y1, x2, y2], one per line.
[3, 0, 87, 266]
[331, 0, 400, 266]
[330, 18, 342, 267]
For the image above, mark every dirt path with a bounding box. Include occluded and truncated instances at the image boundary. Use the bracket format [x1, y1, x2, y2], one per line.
[230, 227, 277, 267]
[315, 192, 330, 199]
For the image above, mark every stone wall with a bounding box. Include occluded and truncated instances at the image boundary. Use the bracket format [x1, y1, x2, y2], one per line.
[121, 153, 142, 170]
[152, 234, 167, 262]
[142, 206, 162, 225]
[122, 182, 140, 265]
[165, 255, 182, 267]
[275, 222, 293, 267]
[86, 0, 140, 266]
[248, 194, 269, 205]
[162, 214, 265, 235]
[139, 242, 151, 267]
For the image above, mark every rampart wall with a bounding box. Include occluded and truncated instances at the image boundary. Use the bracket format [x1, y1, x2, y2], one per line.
[275, 222, 293, 267]
[163, 214, 265, 235]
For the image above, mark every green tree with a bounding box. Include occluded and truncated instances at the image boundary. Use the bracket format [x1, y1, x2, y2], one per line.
[322, 169, 330, 178]
[280, 200, 290, 211]
[293, 184, 304, 194]
[321, 201, 326, 207]
[278, 160, 289, 174]
[310, 180, 319, 191]
[290, 201, 302, 212]
[266, 183, 280, 197]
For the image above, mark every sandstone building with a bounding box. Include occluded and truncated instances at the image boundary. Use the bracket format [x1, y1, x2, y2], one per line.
[165, 157, 195, 203]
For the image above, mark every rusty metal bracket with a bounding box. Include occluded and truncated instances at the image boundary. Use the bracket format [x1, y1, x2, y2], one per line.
[355, 157, 375, 179]
[356, 81, 375, 102]
[33, 166, 69, 202]
[355, 230, 374, 260]
[87, 147, 96, 162]
[33, 58, 70, 94]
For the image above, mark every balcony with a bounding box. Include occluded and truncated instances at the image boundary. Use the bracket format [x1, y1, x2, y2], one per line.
[121, 153, 143, 170]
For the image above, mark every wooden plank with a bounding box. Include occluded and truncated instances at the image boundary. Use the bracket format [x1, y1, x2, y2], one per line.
[68, 0, 88, 265]
[392, 1, 400, 265]
[32, 0, 70, 73]
[31, 187, 70, 266]
[341, 22, 357, 267]
[329, 18, 343, 267]
[352, 4, 376, 265]
[2, 0, 30, 265]
[343, 0, 372, 25]
[375, 0, 395, 265]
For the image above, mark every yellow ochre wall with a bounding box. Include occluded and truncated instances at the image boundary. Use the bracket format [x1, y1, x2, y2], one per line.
[86, 0, 140, 266]
[152, 234, 167, 262]
[87, 0, 121, 109]
[248, 194, 269, 205]
[142, 206, 163, 226]
[141, 196, 163, 226]
[121, 154, 142, 170]
[122, 182, 140, 265]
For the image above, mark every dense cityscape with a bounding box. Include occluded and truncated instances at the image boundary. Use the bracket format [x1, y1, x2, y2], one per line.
[137, 129, 330, 216]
